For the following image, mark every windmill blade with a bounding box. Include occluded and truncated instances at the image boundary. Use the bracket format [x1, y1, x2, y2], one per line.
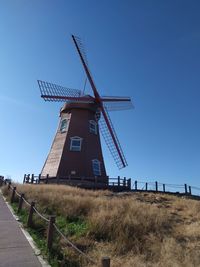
[101, 96, 134, 111]
[98, 107, 128, 169]
[103, 101, 133, 111]
[72, 35, 101, 100]
[37, 80, 93, 102]
[72, 35, 89, 67]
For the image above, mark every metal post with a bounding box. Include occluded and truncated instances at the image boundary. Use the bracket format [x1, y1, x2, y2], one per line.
[135, 180, 137, 190]
[163, 184, 165, 192]
[47, 215, 56, 250]
[155, 181, 158, 192]
[145, 182, 148, 191]
[184, 184, 188, 194]
[18, 194, 25, 213]
[101, 257, 110, 267]
[11, 187, 16, 203]
[27, 202, 35, 228]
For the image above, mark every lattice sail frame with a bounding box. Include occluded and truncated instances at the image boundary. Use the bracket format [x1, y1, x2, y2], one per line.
[38, 80, 82, 102]
[102, 96, 133, 111]
[97, 107, 128, 169]
[72, 35, 89, 67]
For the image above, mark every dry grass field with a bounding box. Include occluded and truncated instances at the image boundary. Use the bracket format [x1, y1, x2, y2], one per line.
[2, 184, 200, 266]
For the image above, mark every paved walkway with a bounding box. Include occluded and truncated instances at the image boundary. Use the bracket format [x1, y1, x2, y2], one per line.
[0, 193, 42, 267]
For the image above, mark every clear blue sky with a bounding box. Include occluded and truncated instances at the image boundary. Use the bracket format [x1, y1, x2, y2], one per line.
[0, 0, 200, 188]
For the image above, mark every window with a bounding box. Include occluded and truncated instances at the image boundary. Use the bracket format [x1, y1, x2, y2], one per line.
[70, 136, 83, 151]
[60, 119, 68, 133]
[89, 120, 97, 134]
[92, 159, 101, 176]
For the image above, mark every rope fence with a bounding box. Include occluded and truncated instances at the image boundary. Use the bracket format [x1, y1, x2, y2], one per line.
[53, 223, 96, 264]
[0, 179, 110, 267]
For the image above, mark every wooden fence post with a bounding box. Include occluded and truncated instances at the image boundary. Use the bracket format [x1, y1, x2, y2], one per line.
[101, 257, 110, 267]
[106, 175, 109, 188]
[184, 184, 188, 194]
[118, 176, 120, 189]
[31, 174, 34, 184]
[27, 202, 35, 228]
[123, 177, 126, 186]
[127, 178, 131, 190]
[135, 180, 137, 190]
[47, 215, 56, 250]
[46, 174, 49, 184]
[188, 186, 192, 195]
[145, 182, 148, 191]
[18, 193, 25, 213]
[155, 181, 158, 192]
[163, 184, 165, 192]
[8, 182, 11, 190]
[11, 187, 16, 203]
[27, 174, 30, 183]
[38, 174, 41, 184]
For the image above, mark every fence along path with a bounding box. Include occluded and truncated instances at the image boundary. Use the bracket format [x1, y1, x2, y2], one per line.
[1, 180, 111, 267]
[0, 189, 43, 266]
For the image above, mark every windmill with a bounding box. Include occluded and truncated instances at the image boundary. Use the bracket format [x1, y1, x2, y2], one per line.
[37, 35, 133, 188]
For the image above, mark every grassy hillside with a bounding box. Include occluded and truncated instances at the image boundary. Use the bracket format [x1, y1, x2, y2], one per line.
[2, 184, 200, 267]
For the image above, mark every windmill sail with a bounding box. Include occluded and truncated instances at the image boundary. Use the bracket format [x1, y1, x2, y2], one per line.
[72, 35, 89, 67]
[38, 80, 93, 102]
[102, 96, 134, 111]
[72, 35, 100, 100]
[98, 107, 128, 169]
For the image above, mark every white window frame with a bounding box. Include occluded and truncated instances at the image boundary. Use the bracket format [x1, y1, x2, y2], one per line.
[92, 159, 101, 176]
[70, 136, 83, 151]
[89, 120, 97, 135]
[60, 119, 68, 133]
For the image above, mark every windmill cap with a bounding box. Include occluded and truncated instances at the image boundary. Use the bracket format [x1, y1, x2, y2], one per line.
[60, 102, 99, 114]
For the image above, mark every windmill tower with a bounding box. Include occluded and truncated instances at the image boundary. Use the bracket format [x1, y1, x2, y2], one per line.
[38, 35, 133, 188]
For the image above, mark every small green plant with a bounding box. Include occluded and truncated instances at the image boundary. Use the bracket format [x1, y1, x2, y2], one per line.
[56, 216, 89, 238]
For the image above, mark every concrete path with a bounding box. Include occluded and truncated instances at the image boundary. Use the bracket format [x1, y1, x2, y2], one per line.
[0, 193, 43, 267]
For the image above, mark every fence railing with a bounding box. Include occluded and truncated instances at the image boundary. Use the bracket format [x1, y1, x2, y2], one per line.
[23, 174, 132, 191]
[2, 175, 200, 197]
[0, 179, 111, 267]
[132, 180, 197, 196]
